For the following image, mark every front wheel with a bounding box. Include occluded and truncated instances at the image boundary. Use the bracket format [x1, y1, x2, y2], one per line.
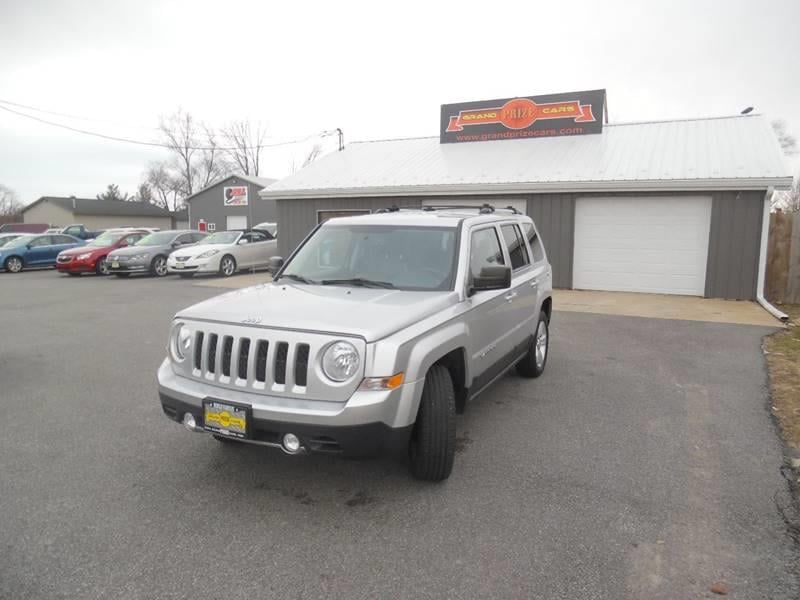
[219, 255, 236, 277]
[516, 311, 549, 378]
[409, 365, 456, 481]
[4, 256, 23, 273]
[150, 255, 168, 277]
[95, 257, 109, 276]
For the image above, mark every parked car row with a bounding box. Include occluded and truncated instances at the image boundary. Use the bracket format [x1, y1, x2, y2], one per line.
[0, 227, 280, 278]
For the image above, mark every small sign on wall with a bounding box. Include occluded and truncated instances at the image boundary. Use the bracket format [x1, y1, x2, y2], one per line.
[224, 186, 248, 206]
[208, 223, 216, 231]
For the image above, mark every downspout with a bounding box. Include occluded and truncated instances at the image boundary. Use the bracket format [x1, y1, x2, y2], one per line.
[756, 187, 789, 323]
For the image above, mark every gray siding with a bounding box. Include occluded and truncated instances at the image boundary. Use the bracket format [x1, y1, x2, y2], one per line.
[527, 194, 575, 289]
[187, 177, 276, 231]
[276, 190, 766, 300]
[705, 191, 764, 300]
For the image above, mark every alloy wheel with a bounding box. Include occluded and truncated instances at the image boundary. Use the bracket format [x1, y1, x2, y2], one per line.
[154, 257, 168, 277]
[6, 257, 22, 273]
[221, 257, 235, 276]
[535, 319, 548, 369]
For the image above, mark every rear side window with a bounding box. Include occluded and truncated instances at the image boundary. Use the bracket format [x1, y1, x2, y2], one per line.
[29, 236, 51, 247]
[522, 223, 546, 263]
[469, 227, 505, 280]
[55, 235, 75, 244]
[500, 224, 529, 270]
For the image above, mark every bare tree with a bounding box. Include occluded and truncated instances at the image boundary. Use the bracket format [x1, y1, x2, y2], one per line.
[291, 143, 324, 172]
[0, 184, 24, 216]
[132, 183, 154, 203]
[96, 184, 130, 202]
[144, 162, 183, 212]
[772, 120, 798, 155]
[159, 108, 233, 197]
[222, 120, 267, 176]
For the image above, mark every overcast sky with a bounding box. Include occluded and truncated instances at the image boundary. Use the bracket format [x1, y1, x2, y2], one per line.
[1, 0, 798, 205]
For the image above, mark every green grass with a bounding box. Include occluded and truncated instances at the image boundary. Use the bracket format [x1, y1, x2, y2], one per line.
[765, 305, 800, 448]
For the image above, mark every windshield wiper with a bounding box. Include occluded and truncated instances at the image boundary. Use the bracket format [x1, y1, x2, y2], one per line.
[278, 273, 316, 284]
[321, 278, 396, 289]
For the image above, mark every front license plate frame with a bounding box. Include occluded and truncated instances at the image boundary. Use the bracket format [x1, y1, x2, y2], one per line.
[111, 260, 119, 269]
[203, 399, 251, 439]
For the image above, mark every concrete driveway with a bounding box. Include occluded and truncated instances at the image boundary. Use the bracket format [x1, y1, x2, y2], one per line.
[0, 272, 796, 599]
[557, 289, 780, 327]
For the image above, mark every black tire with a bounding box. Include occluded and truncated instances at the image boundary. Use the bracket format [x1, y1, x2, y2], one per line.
[516, 311, 549, 378]
[409, 365, 456, 481]
[150, 255, 168, 277]
[94, 257, 109, 276]
[114, 273, 130, 278]
[178, 273, 194, 279]
[219, 255, 237, 277]
[4, 256, 23, 273]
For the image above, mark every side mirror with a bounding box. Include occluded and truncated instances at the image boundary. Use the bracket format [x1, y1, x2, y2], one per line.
[238, 239, 249, 245]
[268, 256, 284, 274]
[470, 266, 511, 295]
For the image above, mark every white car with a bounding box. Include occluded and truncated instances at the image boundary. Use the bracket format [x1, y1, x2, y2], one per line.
[167, 229, 278, 278]
[253, 222, 277, 237]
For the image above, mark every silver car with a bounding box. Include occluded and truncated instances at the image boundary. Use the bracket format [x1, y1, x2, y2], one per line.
[157, 206, 553, 480]
[107, 230, 206, 277]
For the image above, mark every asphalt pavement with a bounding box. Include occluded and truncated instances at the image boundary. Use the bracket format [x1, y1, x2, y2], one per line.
[0, 270, 796, 599]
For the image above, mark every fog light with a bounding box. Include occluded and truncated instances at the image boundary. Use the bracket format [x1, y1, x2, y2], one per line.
[282, 433, 301, 454]
[183, 413, 197, 431]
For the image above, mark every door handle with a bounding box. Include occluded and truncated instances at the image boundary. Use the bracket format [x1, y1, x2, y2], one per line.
[504, 292, 518, 302]
[530, 278, 539, 287]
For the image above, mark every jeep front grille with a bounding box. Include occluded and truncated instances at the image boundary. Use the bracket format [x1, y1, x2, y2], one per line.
[180, 323, 365, 402]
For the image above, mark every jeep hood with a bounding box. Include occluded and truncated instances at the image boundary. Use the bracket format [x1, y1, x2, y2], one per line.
[177, 282, 458, 342]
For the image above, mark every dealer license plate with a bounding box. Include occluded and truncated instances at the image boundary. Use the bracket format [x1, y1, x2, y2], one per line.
[111, 260, 119, 269]
[203, 400, 250, 439]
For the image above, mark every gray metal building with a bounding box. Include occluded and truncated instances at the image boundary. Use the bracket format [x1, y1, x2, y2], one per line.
[23, 196, 174, 230]
[184, 174, 277, 232]
[260, 114, 793, 300]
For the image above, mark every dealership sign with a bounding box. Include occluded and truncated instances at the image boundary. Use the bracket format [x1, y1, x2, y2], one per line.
[224, 186, 248, 206]
[440, 89, 605, 144]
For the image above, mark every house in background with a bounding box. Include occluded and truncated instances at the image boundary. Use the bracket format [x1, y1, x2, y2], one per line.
[183, 174, 277, 232]
[22, 197, 174, 230]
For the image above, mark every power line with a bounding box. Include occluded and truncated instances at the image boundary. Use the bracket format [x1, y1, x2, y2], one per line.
[0, 103, 329, 151]
[0, 97, 160, 131]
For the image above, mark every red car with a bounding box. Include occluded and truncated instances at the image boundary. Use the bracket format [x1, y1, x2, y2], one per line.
[56, 229, 148, 276]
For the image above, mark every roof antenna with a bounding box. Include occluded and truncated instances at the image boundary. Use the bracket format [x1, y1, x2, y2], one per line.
[740, 106, 754, 115]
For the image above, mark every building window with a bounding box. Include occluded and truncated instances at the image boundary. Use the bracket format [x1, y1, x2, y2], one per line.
[317, 209, 370, 224]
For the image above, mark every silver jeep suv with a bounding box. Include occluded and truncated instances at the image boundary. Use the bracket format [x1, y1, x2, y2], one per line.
[157, 205, 553, 480]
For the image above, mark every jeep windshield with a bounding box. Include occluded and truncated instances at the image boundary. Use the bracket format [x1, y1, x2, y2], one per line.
[279, 225, 458, 291]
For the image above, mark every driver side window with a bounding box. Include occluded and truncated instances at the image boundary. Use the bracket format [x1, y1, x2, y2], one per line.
[469, 227, 505, 280]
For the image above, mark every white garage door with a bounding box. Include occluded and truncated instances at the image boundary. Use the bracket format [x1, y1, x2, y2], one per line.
[573, 196, 712, 296]
[422, 198, 527, 215]
[226, 215, 248, 230]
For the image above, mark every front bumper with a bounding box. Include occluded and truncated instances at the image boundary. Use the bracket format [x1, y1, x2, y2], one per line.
[167, 255, 219, 274]
[56, 259, 94, 273]
[157, 359, 422, 457]
[108, 258, 149, 273]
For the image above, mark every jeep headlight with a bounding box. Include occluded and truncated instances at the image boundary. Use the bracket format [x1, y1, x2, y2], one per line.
[169, 322, 193, 362]
[196, 250, 219, 259]
[321, 341, 360, 382]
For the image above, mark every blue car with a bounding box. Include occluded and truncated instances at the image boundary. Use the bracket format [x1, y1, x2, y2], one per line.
[0, 233, 85, 273]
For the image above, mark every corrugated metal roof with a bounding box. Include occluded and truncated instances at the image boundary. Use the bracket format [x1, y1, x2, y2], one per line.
[261, 114, 793, 199]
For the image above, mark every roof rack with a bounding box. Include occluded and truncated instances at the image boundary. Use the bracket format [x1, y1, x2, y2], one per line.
[420, 203, 520, 215]
[374, 203, 521, 215]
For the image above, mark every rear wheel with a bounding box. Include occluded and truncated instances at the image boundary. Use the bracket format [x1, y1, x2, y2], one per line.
[150, 255, 168, 277]
[516, 311, 549, 378]
[4, 256, 23, 273]
[409, 365, 456, 481]
[95, 257, 109, 276]
[219, 255, 236, 277]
